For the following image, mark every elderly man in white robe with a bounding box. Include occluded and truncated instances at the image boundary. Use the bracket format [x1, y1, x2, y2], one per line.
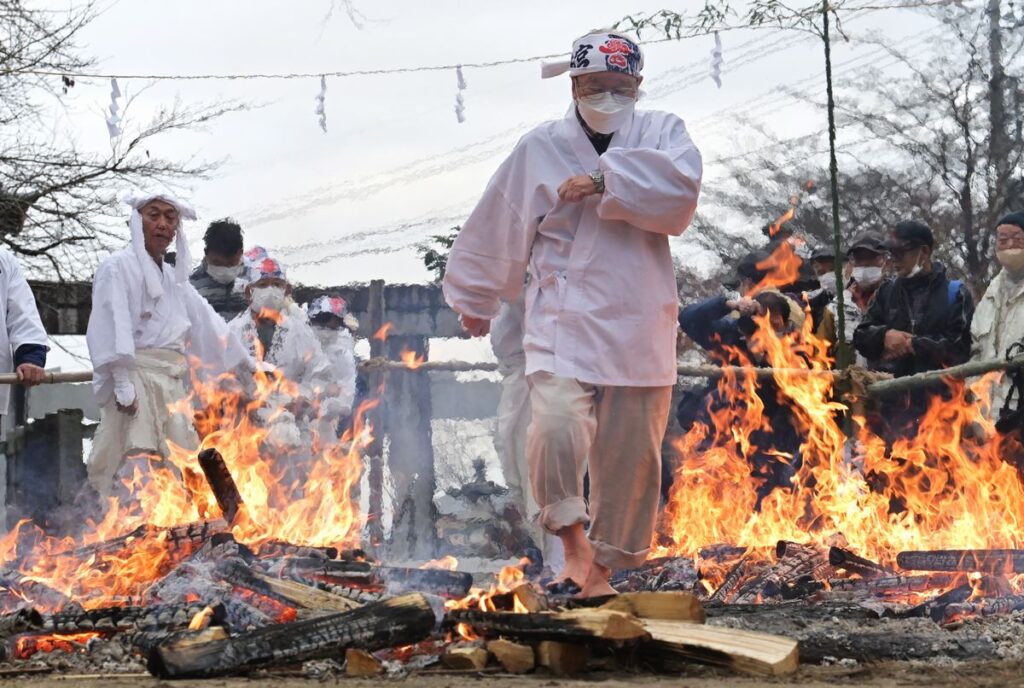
[86, 192, 250, 497]
[443, 31, 702, 597]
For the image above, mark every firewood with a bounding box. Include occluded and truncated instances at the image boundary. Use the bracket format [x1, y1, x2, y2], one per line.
[513, 584, 548, 612]
[641, 619, 798, 676]
[486, 639, 534, 674]
[0, 571, 71, 611]
[0, 608, 44, 639]
[600, 592, 705, 622]
[197, 448, 245, 524]
[536, 640, 589, 675]
[709, 554, 750, 603]
[148, 593, 436, 678]
[903, 584, 973, 621]
[49, 603, 223, 634]
[373, 566, 473, 597]
[897, 549, 1024, 573]
[215, 559, 359, 612]
[345, 648, 383, 676]
[942, 594, 1024, 623]
[442, 645, 489, 670]
[253, 541, 338, 560]
[447, 608, 648, 642]
[828, 547, 896, 579]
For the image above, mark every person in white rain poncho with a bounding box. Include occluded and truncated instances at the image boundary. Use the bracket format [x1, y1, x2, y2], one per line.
[229, 248, 335, 450]
[86, 193, 250, 497]
[443, 31, 702, 597]
[307, 294, 359, 439]
[0, 248, 49, 432]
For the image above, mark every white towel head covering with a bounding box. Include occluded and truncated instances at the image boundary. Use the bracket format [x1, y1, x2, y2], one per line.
[541, 30, 644, 80]
[123, 191, 197, 300]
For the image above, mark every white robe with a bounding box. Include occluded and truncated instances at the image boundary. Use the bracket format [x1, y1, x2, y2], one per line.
[0, 248, 48, 415]
[313, 327, 357, 418]
[443, 107, 702, 387]
[87, 249, 250, 407]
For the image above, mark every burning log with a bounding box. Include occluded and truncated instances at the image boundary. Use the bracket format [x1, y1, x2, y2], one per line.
[253, 541, 338, 560]
[942, 594, 1024, 623]
[214, 559, 360, 612]
[48, 603, 223, 633]
[63, 519, 227, 561]
[896, 549, 1024, 573]
[762, 542, 832, 597]
[0, 571, 72, 612]
[1, 630, 106, 661]
[446, 608, 649, 643]
[709, 555, 751, 603]
[828, 547, 896, 579]
[148, 593, 437, 679]
[374, 566, 473, 598]
[0, 608, 44, 639]
[640, 619, 798, 677]
[197, 449, 244, 524]
[902, 584, 973, 621]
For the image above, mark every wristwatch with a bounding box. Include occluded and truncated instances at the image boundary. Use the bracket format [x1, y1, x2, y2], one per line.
[589, 169, 605, 194]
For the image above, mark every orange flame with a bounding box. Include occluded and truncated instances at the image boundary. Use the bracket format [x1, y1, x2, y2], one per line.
[15, 632, 102, 659]
[446, 559, 531, 641]
[373, 323, 392, 341]
[749, 240, 804, 295]
[400, 349, 425, 370]
[188, 605, 215, 631]
[421, 555, 459, 571]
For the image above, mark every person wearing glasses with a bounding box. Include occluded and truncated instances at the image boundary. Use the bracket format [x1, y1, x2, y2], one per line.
[442, 30, 702, 597]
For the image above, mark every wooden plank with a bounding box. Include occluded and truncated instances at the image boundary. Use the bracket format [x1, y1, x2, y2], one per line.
[345, 648, 383, 676]
[486, 639, 534, 674]
[537, 641, 589, 676]
[599, 592, 704, 622]
[642, 619, 798, 677]
[442, 646, 489, 670]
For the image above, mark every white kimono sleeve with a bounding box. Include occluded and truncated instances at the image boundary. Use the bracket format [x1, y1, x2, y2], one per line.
[329, 331, 357, 415]
[5, 256, 48, 353]
[597, 115, 703, 236]
[87, 260, 138, 405]
[442, 151, 539, 320]
[182, 284, 253, 377]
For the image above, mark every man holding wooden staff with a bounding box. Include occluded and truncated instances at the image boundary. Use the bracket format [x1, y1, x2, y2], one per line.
[443, 30, 702, 597]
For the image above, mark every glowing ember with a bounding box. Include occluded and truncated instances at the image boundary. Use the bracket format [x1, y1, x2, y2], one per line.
[14, 632, 103, 659]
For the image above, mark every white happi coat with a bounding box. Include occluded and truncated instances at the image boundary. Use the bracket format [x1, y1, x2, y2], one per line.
[313, 327, 357, 418]
[88, 249, 250, 407]
[0, 248, 48, 415]
[443, 107, 702, 387]
[229, 303, 333, 400]
[972, 268, 1024, 415]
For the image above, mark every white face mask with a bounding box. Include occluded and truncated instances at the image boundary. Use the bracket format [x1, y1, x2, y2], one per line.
[577, 92, 635, 134]
[207, 263, 242, 285]
[250, 286, 288, 313]
[997, 248, 1024, 274]
[851, 266, 883, 288]
[817, 272, 837, 294]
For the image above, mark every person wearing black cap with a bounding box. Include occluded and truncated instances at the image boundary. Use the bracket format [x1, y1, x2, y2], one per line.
[816, 230, 887, 357]
[804, 245, 838, 337]
[853, 220, 974, 436]
[972, 211, 1024, 418]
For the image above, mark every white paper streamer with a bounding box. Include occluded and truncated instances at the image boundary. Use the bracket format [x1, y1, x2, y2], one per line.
[106, 77, 122, 139]
[710, 32, 724, 89]
[454, 65, 466, 123]
[314, 75, 328, 133]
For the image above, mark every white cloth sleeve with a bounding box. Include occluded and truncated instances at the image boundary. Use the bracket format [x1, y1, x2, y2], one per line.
[182, 284, 253, 376]
[87, 260, 138, 405]
[597, 115, 703, 236]
[442, 166, 538, 320]
[5, 254, 49, 354]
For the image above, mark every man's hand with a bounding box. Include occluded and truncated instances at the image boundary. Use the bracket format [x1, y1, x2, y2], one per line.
[726, 297, 763, 317]
[882, 329, 915, 360]
[116, 398, 139, 417]
[461, 315, 491, 337]
[15, 364, 46, 387]
[557, 174, 600, 203]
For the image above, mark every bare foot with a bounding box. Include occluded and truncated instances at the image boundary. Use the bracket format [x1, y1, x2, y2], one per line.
[550, 523, 592, 587]
[578, 562, 617, 598]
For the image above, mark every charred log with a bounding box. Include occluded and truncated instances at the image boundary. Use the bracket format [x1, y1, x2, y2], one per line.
[942, 594, 1024, 622]
[197, 449, 245, 525]
[148, 593, 436, 679]
[446, 608, 649, 642]
[897, 549, 1024, 573]
[48, 603, 224, 633]
[902, 584, 973, 621]
[0, 608, 44, 639]
[0, 571, 72, 612]
[828, 547, 896, 579]
[214, 559, 360, 612]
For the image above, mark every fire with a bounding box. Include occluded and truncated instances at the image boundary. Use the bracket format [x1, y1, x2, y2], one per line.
[421, 555, 459, 571]
[659, 304, 1024, 594]
[373, 323, 392, 341]
[0, 357, 377, 610]
[400, 349, 425, 370]
[446, 559, 531, 640]
[14, 632, 102, 659]
[767, 206, 796, 238]
[750, 240, 803, 295]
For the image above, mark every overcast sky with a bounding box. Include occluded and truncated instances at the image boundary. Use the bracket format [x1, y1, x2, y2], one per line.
[45, 0, 940, 286]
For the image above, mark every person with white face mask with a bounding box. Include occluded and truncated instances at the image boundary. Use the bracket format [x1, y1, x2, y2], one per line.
[189, 219, 248, 321]
[443, 30, 702, 597]
[817, 230, 887, 364]
[307, 295, 359, 440]
[972, 212, 1024, 416]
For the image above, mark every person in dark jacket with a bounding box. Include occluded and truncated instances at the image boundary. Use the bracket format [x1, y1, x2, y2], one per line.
[678, 281, 804, 510]
[189, 219, 248, 321]
[853, 220, 975, 448]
